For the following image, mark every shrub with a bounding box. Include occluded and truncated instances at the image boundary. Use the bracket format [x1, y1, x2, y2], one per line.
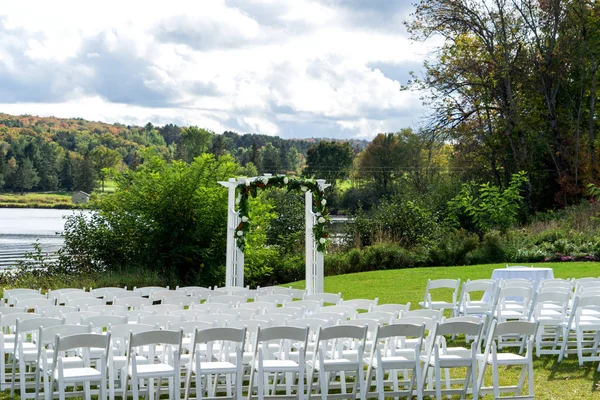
[428, 230, 479, 266]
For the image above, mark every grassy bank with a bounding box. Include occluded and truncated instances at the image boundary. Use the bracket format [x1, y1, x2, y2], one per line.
[0, 192, 80, 209]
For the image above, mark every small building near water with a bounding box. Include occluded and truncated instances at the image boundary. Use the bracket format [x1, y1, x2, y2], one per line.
[71, 191, 90, 204]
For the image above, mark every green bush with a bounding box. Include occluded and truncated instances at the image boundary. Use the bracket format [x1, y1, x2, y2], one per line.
[428, 230, 479, 266]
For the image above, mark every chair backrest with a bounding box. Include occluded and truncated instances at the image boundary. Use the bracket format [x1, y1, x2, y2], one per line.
[15, 297, 55, 310]
[304, 292, 342, 305]
[498, 286, 533, 304]
[82, 314, 128, 332]
[141, 304, 184, 314]
[401, 309, 443, 319]
[170, 320, 214, 335]
[270, 287, 306, 299]
[191, 327, 246, 353]
[190, 302, 231, 313]
[15, 317, 63, 350]
[133, 286, 169, 297]
[501, 278, 533, 289]
[128, 329, 183, 360]
[38, 324, 91, 349]
[393, 315, 438, 331]
[113, 296, 153, 309]
[175, 286, 211, 296]
[138, 314, 183, 328]
[51, 332, 111, 373]
[285, 299, 322, 313]
[375, 322, 426, 345]
[254, 293, 293, 305]
[237, 301, 278, 313]
[319, 305, 357, 319]
[423, 279, 460, 308]
[492, 320, 537, 337]
[109, 290, 142, 302]
[435, 318, 483, 338]
[85, 304, 128, 316]
[370, 303, 411, 316]
[65, 297, 104, 310]
[309, 312, 346, 324]
[195, 314, 232, 327]
[255, 325, 309, 359]
[0, 312, 38, 331]
[316, 324, 368, 341]
[89, 286, 126, 298]
[360, 311, 395, 324]
[206, 294, 246, 305]
[287, 317, 333, 330]
[37, 305, 77, 318]
[61, 311, 100, 325]
[160, 295, 196, 307]
[341, 298, 379, 312]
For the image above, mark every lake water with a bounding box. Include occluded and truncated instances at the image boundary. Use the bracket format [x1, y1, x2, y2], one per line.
[0, 208, 88, 253]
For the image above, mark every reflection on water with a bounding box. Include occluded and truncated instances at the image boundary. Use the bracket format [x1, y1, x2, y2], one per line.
[0, 208, 89, 253]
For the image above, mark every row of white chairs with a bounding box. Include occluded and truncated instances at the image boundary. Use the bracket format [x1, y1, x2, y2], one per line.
[5, 311, 536, 400]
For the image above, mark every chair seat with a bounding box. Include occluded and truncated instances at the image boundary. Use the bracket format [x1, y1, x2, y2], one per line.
[429, 355, 473, 368]
[54, 367, 101, 381]
[478, 353, 528, 365]
[193, 361, 237, 374]
[255, 359, 299, 372]
[132, 363, 175, 377]
[311, 358, 358, 371]
[372, 356, 415, 369]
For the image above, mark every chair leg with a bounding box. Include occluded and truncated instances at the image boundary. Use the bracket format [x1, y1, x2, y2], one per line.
[59, 381, 66, 400]
[257, 367, 264, 400]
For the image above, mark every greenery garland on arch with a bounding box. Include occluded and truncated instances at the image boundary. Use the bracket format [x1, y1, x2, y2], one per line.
[234, 175, 330, 252]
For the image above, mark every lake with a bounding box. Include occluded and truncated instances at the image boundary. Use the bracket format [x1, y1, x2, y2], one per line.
[0, 208, 88, 253]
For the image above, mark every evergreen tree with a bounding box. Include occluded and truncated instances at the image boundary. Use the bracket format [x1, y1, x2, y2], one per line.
[73, 154, 97, 193]
[59, 154, 74, 191]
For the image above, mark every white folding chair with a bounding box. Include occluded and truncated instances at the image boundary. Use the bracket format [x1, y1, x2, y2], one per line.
[0, 312, 37, 390]
[106, 323, 156, 399]
[366, 322, 426, 400]
[531, 290, 570, 356]
[125, 329, 183, 400]
[184, 326, 246, 400]
[35, 324, 90, 399]
[569, 295, 600, 366]
[47, 333, 111, 400]
[248, 325, 309, 400]
[10, 316, 64, 399]
[423, 318, 483, 400]
[419, 279, 460, 314]
[307, 324, 368, 400]
[477, 320, 537, 399]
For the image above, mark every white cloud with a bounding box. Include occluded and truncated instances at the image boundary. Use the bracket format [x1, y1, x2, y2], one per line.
[0, 1, 434, 139]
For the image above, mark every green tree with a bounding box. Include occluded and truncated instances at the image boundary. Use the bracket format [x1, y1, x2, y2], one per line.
[73, 154, 97, 193]
[89, 146, 122, 192]
[178, 126, 214, 163]
[12, 158, 40, 194]
[61, 154, 238, 286]
[358, 133, 401, 194]
[58, 154, 74, 191]
[260, 142, 281, 174]
[303, 141, 354, 187]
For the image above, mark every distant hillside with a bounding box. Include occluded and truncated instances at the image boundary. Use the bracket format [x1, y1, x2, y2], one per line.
[0, 113, 369, 194]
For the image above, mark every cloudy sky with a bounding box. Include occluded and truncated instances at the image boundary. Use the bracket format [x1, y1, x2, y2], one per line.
[0, 1, 437, 139]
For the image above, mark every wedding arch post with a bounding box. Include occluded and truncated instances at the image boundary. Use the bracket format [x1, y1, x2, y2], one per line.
[219, 176, 330, 294]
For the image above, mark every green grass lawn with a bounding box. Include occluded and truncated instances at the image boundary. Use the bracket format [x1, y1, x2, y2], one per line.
[287, 262, 600, 399]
